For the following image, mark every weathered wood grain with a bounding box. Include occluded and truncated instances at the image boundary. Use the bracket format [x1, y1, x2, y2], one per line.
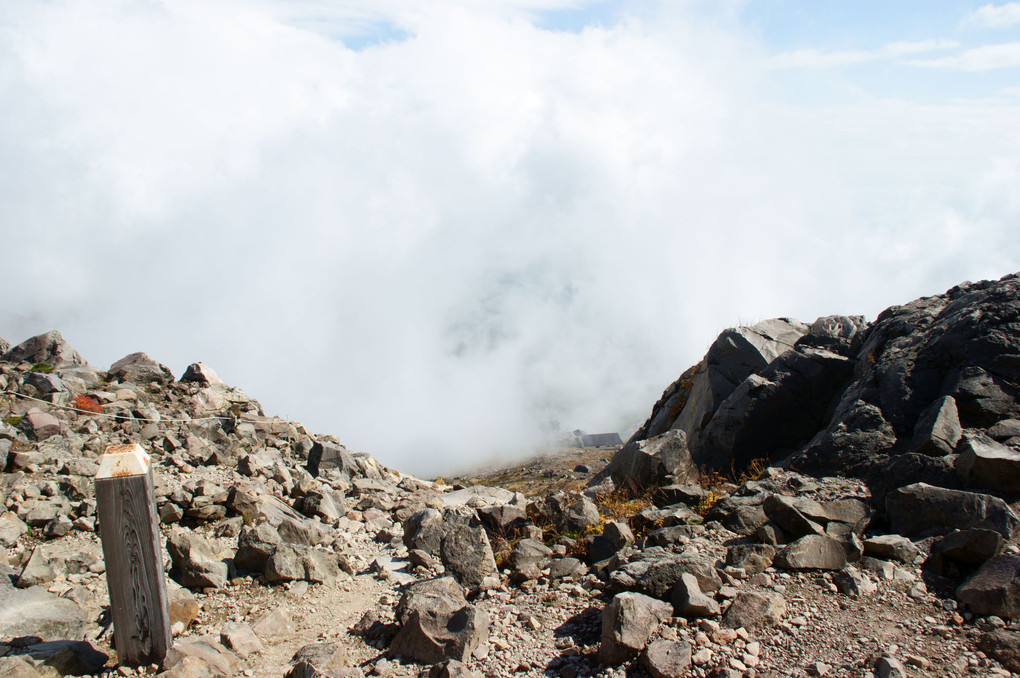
[96, 451, 171, 667]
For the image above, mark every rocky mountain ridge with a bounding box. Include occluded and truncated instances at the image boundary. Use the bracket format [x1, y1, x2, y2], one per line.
[0, 272, 1018, 678]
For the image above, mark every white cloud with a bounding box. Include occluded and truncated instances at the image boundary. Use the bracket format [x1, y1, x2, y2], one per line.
[1, 1, 1018, 475]
[962, 2, 1020, 29]
[907, 42, 1020, 70]
[768, 39, 958, 69]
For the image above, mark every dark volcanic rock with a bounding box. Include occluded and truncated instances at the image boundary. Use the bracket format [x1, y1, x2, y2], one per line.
[625, 274, 1020, 496]
[956, 433, 1020, 492]
[885, 483, 1019, 539]
[907, 395, 961, 456]
[926, 528, 1004, 576]
[979, 629, 1020, 672]
[773, 534, 862, 571]
[955, 554, 1020, 618]
[697, 346, 856, 471]
[609, 430, 697, 492]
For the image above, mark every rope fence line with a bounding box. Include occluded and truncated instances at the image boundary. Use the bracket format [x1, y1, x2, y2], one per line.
[0, 389, 237, 424]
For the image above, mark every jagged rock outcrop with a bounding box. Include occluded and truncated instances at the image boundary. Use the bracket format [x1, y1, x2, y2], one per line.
[620, 273, 1020, 497]
[628, 318, 811, 452]
[3, 330, 87, 367]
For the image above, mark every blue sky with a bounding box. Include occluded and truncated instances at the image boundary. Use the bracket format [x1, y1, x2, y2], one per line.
[1, 0, 1018, 474]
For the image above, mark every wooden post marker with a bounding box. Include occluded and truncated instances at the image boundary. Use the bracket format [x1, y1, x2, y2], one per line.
[96, 444, 172, 667]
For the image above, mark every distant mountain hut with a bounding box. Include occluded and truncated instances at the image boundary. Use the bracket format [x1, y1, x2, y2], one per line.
[566, 430, 623, 449]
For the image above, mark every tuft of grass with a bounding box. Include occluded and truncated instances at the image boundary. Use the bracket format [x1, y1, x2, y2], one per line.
[596, 486, 654, 523]
[30, 362, 54, 373]
[694, 489, 724, 516]
[491, 532, 525, 570]
[693, 457, 769, 516]
[2, 415, 23, 427]
[741, 457, 768, 483]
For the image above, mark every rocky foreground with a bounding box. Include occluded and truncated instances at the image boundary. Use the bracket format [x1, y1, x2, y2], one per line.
[1, 273, 1019, 678]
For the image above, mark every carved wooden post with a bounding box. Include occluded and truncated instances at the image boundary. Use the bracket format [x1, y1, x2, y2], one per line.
[96, 444, 172, 667]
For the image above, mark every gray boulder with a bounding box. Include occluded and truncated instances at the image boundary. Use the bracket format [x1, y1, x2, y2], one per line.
[726, 543, 776, 575]
[949, 366, 1016, 427]
[671, 319, 809, 453]
[721, 591, 787, 630]
[609, 550, 721, 599]
[609, 430, 697, 493]
[402, 507, 477, 557]
[234, 523, 283, 573]
[560, 495, 601, 534]
[833, 567, 877, 596]
[875, 654, 908, 678]
[389, 577, 489, 664]
[23, 371, 65, 394]
[956, 433, 1020, 492]
[979, 629, 1020, 672]
[0, 512, 28, 547]
[264, 545, 341, 584]
[163, 636, 244, 676]
[599, 591, 672, 665]
[17, 541, 103, 588]
[670, 572, 720, 617]
[955, 554, 1020, 618]
[762, 495, 825, 538]
[0, 576, 86, 641]
[220, 622, 265, 659]
[109, 352, 174, 384]
[23, 408, 60, 440]
[167, 531, 228, 589]
[602, 521, 635, 550]
[790, 401, 897, 478]
[696, 346, 855, 470]
[655, 484, 711, 507]
[885, 482, 1019, 539]
[908, 396, 961, 456]
[306, 440, 359, 480]
[439, 523, 498, 589]
[509, 539, 553, 581]
[289, 642, 358, 674]
[641, 640, 692, 678]
[988, 418, 1020, 441]
[227, 487, 328, 546]
[476, 504, 528, 535]
[773, 534, 862, 570]
[863, 535, 919, 564]
[926, 528, 1004, 576]
[181, 362, 226, 387]
[297, 488, 343, 523]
